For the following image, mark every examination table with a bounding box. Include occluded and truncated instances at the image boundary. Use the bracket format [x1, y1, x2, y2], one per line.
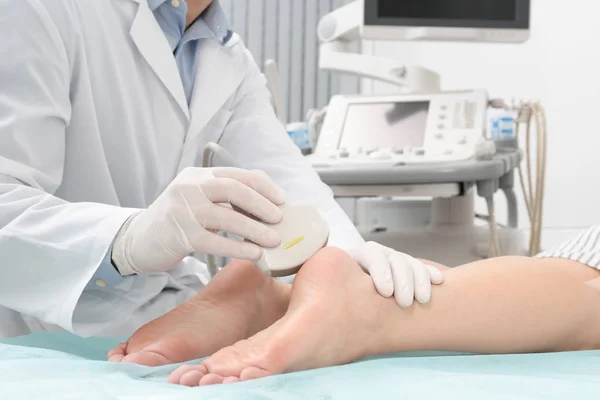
[1, 332, 598, 399]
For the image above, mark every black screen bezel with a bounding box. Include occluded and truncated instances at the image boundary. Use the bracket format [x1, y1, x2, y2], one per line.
[364, 0, 530, 30]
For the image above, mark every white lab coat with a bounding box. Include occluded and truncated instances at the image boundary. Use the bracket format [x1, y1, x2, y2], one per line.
[0, 0, 363, 338]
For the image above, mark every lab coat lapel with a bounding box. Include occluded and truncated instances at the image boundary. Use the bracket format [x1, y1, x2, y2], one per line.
[176, 38, 244, 171]
[128, 0, 190, 120]
[186, 38, 245, 144]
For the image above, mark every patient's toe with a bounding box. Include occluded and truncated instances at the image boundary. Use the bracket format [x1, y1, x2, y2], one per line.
[107, 342, 127, 362]
[169, 364, 208, 385]
[179, 370, 206, 386]
[240, 366, 271, 381]
[199, 373, 226, 386]
[121, 346, 172, 367]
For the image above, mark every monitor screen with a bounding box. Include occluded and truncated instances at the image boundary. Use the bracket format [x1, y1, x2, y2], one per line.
[378, 0, 517, 22]
[338, 102, 430, 151]
[365, 0, 529, 30]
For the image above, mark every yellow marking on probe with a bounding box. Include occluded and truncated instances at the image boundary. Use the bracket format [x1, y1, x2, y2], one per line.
[283, 235, 305, 250]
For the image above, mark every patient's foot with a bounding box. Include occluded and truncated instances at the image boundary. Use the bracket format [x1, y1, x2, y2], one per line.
[169, 247, 386, 386]
[107, 260, 290, 366]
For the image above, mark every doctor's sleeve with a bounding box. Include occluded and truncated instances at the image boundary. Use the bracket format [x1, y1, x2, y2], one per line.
[216, 47, 365, 253]
[0, 2, 136, 333]
[88, 248, 127, 288]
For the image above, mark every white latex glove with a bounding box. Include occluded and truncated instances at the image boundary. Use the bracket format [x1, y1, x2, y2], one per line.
[352, 241, 444, 308]
[112, 167, 286, 275]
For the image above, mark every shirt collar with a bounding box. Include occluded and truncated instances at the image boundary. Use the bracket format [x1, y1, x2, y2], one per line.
[147, 0, 168, 11]
[202, 1, 230, 40]
[147, 0, 231, 43]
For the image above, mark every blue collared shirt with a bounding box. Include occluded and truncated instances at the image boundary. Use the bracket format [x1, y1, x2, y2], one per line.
[148, 0, 231, 103]
[88, 0, 232, 290]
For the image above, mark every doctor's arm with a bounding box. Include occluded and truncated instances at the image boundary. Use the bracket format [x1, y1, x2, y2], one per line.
[0, 2, 138, 335]
[217, 48, 443, 307]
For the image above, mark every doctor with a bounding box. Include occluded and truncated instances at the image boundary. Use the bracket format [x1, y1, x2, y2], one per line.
[0, 0, 443, 338]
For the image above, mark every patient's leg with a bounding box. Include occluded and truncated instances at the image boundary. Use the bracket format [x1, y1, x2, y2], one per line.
[588, 276, 600, 291]
[107, 260, 290, 366]
[169, 248, 600, 386]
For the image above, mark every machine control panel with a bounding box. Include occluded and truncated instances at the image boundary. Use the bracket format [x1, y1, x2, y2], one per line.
[308, 90, 489, 167]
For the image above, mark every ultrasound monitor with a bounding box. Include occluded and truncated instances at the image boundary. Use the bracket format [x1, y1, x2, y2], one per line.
[363, 0, 530, 43]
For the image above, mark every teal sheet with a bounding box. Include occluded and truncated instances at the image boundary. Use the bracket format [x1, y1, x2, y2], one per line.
[1, 333, 600, 399]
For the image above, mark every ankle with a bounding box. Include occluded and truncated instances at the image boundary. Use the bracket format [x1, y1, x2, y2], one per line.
[353, 275, 400, 358]
[201, 260, 267, 299]
[256, 279, 291, 324]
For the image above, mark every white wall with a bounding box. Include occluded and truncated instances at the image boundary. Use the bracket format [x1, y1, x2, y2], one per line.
[361, 0, 600, 250]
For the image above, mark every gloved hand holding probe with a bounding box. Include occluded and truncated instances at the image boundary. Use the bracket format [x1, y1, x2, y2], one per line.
[111, 167, 286, 276]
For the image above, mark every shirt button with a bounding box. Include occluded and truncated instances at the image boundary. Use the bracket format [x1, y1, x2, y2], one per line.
[95, 279, 107, 288]
[171, 0, 181, 7]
